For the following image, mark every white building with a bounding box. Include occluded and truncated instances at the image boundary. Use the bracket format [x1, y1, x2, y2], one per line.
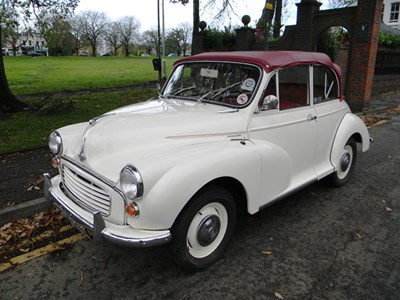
[2, 31, 48, 56]
[349, 1, 400, 31]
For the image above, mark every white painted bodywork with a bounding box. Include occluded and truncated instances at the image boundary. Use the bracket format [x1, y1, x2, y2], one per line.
[49, 58, 370, 243]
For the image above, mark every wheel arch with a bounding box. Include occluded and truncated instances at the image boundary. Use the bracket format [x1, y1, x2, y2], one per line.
[184, 177, 249, 221]
[330, 113, 370, 170]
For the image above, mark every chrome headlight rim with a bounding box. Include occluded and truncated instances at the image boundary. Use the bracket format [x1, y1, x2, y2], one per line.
[119, 164, 144, 201]
[49, 131, 63, 155]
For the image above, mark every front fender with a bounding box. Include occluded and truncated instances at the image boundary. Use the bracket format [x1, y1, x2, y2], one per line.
[129, 140, 263, 230]
[331, 113, 370, 170]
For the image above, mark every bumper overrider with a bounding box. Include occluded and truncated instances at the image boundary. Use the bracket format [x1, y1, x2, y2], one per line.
[43, 173, 171, 247]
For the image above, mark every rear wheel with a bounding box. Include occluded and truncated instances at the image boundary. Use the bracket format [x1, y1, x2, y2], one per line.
[170, 186, 237, 271]
[330, 138, 357, 187]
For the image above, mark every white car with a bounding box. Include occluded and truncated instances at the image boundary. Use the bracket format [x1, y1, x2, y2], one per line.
[44, 51, 371, 271]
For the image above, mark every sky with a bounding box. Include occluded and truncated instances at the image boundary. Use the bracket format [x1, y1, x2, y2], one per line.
[75, 0, 332, 32]
[75, 0, 301, 31]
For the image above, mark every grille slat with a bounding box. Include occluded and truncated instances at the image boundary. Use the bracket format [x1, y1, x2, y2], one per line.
[63, 168, 109, 202]
[63, 172, 109, 208]
[62, 165, 111, 215]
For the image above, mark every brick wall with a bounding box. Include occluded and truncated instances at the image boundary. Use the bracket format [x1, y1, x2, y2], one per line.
[346, 0, 383, 111]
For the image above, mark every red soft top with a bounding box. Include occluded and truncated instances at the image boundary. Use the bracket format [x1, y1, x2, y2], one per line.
[175, 51, 341, 75]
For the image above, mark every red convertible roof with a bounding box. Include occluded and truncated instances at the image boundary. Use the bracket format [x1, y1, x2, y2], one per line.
[175, 51, 340, 74]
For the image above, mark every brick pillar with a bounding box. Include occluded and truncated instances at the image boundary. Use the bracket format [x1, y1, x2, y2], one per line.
[192, 32, 206, 54]
[235, 27, 256, 51]
[347, 0, 383, 111]
[295, 0, 322, 51]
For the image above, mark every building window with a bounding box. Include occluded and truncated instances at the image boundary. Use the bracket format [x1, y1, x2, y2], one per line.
[390, 2, 400, 22]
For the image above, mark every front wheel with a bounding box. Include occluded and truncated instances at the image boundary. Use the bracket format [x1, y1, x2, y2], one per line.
[170, 186, 237, 271]
[329, 137, 357, 187]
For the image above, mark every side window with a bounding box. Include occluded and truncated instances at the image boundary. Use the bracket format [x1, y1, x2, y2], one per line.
[278, 66, 309, 110]
[313, 66, 339, 104]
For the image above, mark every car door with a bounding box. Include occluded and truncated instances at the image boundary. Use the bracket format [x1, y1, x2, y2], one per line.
[248, 66, 318, 207]
[312, 65, 350, 178]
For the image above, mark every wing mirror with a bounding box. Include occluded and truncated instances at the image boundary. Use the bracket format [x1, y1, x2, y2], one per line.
[262, 95, 278, 110]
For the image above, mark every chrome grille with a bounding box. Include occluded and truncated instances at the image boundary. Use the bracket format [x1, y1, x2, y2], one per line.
[62, 165, 111, 215]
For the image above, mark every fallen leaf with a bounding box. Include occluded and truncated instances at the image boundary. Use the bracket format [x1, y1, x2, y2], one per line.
[274, 291, 284, 299]
[79, 271, 84, 287]
[0, 223, 12, 231]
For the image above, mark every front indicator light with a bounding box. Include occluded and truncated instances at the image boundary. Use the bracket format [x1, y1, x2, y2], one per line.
[52, 156, 60, 168]
[126, 202, 140, 218]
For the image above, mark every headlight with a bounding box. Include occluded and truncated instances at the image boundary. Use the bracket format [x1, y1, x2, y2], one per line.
[119, 165, 144, 200]
[49, 131, 63, 155]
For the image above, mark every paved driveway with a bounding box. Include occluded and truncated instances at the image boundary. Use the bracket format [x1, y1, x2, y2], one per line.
[1, 118, 399, 300]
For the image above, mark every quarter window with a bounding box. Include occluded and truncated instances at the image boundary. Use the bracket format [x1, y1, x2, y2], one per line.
[390, 2, 400, 22]
[313, 66, 339, 104]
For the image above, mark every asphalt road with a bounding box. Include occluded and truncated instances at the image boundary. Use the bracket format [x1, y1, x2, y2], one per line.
[1, 117, 399, 300]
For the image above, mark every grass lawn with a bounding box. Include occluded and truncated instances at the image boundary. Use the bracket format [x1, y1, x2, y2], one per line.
[4, 56, 177, 95]
[1, 56, 177, 153]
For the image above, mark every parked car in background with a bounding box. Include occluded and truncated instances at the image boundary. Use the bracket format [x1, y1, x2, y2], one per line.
[30, 51, 43, 57]
[45, 51, 371, 271]
[78, 50, 90, 56]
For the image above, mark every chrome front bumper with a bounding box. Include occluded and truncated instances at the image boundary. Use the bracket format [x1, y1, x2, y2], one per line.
[43, 173, 171, 248]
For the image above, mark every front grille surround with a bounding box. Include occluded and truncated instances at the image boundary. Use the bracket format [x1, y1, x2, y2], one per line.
[58, 156, 127, 225]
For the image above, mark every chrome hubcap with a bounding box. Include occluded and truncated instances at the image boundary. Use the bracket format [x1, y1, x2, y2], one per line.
[340, 153, 351, 172]
[197, 215, 221, 246]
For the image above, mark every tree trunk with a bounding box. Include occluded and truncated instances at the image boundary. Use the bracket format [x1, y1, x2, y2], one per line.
[191, 0, 201, 54]
[124, 45, 129, 57]
[191, 0, 200, 44]
[273, 0, 282, 39]
[0, 30, 28, 113]
[193, 0, 200, 33]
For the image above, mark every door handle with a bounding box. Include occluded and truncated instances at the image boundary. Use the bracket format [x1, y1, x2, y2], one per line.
[307, 115, 317, 121]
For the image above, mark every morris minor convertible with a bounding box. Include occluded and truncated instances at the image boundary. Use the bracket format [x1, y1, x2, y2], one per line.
[44, 51, 370, 271]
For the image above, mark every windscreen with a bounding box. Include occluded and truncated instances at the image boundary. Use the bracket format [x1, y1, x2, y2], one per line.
[163, 62, 262, 108]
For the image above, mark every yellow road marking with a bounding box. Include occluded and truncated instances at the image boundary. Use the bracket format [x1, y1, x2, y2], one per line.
[0, 233, 84, 272]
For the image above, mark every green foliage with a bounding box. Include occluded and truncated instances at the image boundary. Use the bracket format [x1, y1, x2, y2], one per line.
[204, 26, 236, 51]
[43, 15, 75, 56]
[317, 27, 345, 61]
[379, 32, 400, 48]
[165, 24, 192, 56]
